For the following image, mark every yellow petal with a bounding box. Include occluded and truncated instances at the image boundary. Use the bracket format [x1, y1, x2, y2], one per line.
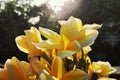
[60, 40, 81, 58]
[60, 69, 89, 80]
[15, 27, 42, 55]
[20, 61, 31, 80]
[76, 51, 82, 60]
[58, 50, 77, 58]
[1, 57, 31, 80]
[92, 62, 102, 73]
[11, 57, 30, 80]
[15, 35, 42, 55]
[88, 63, 93, 77]
[97, 77, 117, 80]
[75, 46, 91, 60]
[60, 18, 78, 40]
[25, 27, 42, 55]
[6, 59, 22, 80]
[25, 27, 42, 43]
[68, 16, 82, 31]
[31, 57, 51, 74]
[39, 27, 60, 43]
[51, 56, 65, 79]
[92, 61, 117, 76]
[67, 40, 81, 51]
[15, 35, 31, 53]
[83, 46, 92, 55]
[34, 39, 59, 49]
[59, 16, 82, 32]
[74, 29, 98, 47]
[76, 50, 92, 61]
[0, 68, 9, 80]
[39, 69, 58, 80]
[11, 57, 25, 79]
[82, 23, 102, 30]
[60, 34, 70, 50]
[58, 20, 66, 25]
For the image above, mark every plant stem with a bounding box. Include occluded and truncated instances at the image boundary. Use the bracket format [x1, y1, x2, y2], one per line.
[42, 52, 52, 65]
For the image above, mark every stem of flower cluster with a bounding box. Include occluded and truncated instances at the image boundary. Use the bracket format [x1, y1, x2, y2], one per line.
[42, 52, 52, 65]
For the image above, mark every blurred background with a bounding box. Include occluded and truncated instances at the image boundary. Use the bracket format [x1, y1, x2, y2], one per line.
[0, 0, 120, 66]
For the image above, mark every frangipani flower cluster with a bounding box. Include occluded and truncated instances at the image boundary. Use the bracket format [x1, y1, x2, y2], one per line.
[0, 16, 116, 80]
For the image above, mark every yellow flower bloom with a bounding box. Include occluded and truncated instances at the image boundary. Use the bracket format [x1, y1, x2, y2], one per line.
[92, 61, 117, 77]
[29, 55, 51, 74]
[15, 27, 42, 56]
[39, 69, 58, 80]
[1, 16, 116, 80]
[59, 16, 101, 47]
[51, 56, 66, 79]
[39, 69, 89, 80]
[36, 56, 89, 80]
[0, 57, 32, 80]
[60, 69, 89, 80]
[30, 56, 65, 79]
[34, 27, 80, 58]
[34, 16, 101, 58]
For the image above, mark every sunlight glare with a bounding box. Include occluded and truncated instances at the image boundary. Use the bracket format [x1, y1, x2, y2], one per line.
[48, 0, 68, 13]
[31, 0, 78, 19]
[31, 0, 47, 7]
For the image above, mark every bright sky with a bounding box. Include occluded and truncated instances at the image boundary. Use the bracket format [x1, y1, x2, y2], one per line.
[28, 0, 72, 24]
[30, 0, 47, 7]
[29, 0, 77, 24]
[48, 0, 69, 13]
[31, 0, 70, 13]
[29, 0, 68, 24]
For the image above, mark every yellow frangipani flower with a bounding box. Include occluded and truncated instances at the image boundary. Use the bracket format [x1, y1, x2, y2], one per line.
[34, 27, 81, 58]
[34, 16, 101, 58]
[0, 57, 32, 80]
[39, 69, 58, 80]
[30, 56, 65, 79]
[29, 55, 51, 74]
[37, 56, 88, 80]
[15, 27, 43, 56]
[39, 69, 89, 80]
[1, 15, 116, 80]
[60, 69, 89, 80]
[59, 16, 101, 47]
[51, 56, 66, 79]
[92, 61, 117, 77]
[67, 46, 92, 62]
